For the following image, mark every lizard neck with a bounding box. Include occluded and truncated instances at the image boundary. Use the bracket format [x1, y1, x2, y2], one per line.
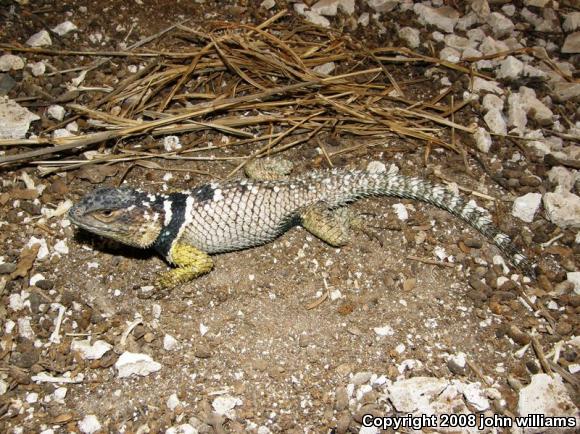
[152, 192, 191, 259]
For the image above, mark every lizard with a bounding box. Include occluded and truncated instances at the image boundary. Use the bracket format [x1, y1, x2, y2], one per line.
[68, 161, 535, 291]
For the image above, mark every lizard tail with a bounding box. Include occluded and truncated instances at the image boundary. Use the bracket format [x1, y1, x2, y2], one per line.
[313, 168, 536, 277]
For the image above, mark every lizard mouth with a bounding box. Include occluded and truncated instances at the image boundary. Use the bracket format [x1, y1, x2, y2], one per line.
[68, 204, 90, 228]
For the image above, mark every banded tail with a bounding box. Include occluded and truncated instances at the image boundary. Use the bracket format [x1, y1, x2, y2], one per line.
[302, 167, 535, 277]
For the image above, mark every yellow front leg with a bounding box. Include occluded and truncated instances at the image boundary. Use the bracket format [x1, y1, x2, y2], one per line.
[156, 243, 213, 289]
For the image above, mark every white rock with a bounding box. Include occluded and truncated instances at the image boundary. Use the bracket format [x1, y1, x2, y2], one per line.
[66, 121, 79, 132]
[507, 93, 527, 131]
[27, 236, 49, 260]
[388, 377, 449, 413]
[444, 34, 473, 51]
[0, 97, 40, 139]
[54, 239, 69, 255]
[512, 193, 542, 223]
[28, 61, 46, 77]
[167, 393, 181, 411]
[461, 382, 490, 411]
[166, 424, 198, 434]
[78, 415, 101, 434]
[448, 352, 466, 368]
[563, 12, 580, 32]
[392, 203, 408, 221]
[199, 322, 209, 336]
[467, 27, 486, 42]
[351, 371, 372, 385]
[487, 12, 514, 38]
[47, 105, 65, 122]
[359, 427, 379, 434]
[26, 392, 38, 403]
[260, 0, 276, 9]
[497, 56, 524, 79]
[520, 65, 545, 81]
[0, 379, 8, 395]
[53, 128, 73, 138]
[567, 272, 580, 294]
[163, 334, 178, 351]
[18, 318, 35, 340]
[295, 4, 331, 28]
[473, 127, 492, 153]
[358, 12, 370, 26]
[162, 136, 181, 152]
[115, 352, 162, 378]
[439, 47, 461, 63]
[52, 21, 78, 36]
[53, 387, 67, 400]
[502, 4, 516, 17]
[313, 61, 336, 75]
[484, 108, 507, 135]
[479, 36, 509, 56]
[414, 4, 460, 33]
[0, 54, 25, 72]
[312, 0, 355, 16]
[26, 30, 52, 47]
[543, 191, 580, 229]
[373, 324, 394, 336]
[482, 94, 504, 111]
[9, 291, 29, 311]
[472, 77, 503, 94]
[71, 339, 112, 360]
[521, 8, 542, 27]
[461, 47, 482, 60]
[519, 86, 553, 126]
[29, 273, 45, 286]
[518, 374, 579, 433]
[524, 0, 550, 6]
[562, 32, 580, 54]
[304, 11, 331, 28]
[547, 167, 575, 192]
[367, 160, 386, 173]
[470, 0, 490, 19]
[551, 82, 580, 102]
[431, 31, 444, 42]
[212, 395, 242, 418]
[366, 0, 399, 13]
[398, 27, 420, 48]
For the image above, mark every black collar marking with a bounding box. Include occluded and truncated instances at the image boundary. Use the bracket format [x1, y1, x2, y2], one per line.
[192, 184, 215, 202]
[152, 193, 188, 258]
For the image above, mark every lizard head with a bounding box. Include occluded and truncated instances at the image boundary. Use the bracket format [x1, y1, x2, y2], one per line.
[69, 187, 163, 248]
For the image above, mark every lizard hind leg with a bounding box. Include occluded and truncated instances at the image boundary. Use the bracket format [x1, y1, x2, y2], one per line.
[156, 243, 214, 290]
[300, 204, 359, 247]
[244, 158, 294, 181]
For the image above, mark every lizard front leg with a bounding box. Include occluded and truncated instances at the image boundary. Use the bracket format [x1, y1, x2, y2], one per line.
[156, 243, 214, 289]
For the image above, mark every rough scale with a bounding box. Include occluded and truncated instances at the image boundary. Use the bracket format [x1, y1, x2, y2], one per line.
[69, 163, 535, 290]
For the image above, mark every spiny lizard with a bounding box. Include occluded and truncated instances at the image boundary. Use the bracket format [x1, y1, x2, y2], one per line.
[69, 163, 535, 290]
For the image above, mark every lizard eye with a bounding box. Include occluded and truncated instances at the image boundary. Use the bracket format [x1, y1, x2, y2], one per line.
[92, 209, 121, 222]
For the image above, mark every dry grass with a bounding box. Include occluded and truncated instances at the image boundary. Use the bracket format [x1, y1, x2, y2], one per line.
[0, 10, 479, 176]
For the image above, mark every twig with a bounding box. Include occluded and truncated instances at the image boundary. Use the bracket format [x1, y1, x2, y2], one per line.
[406, 255, 455, 268]
[530, 334, 553, 377]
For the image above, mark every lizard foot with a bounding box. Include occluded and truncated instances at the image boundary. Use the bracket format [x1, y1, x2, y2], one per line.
[301, 204, 358, 247]
[154, 243, 214, 293]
